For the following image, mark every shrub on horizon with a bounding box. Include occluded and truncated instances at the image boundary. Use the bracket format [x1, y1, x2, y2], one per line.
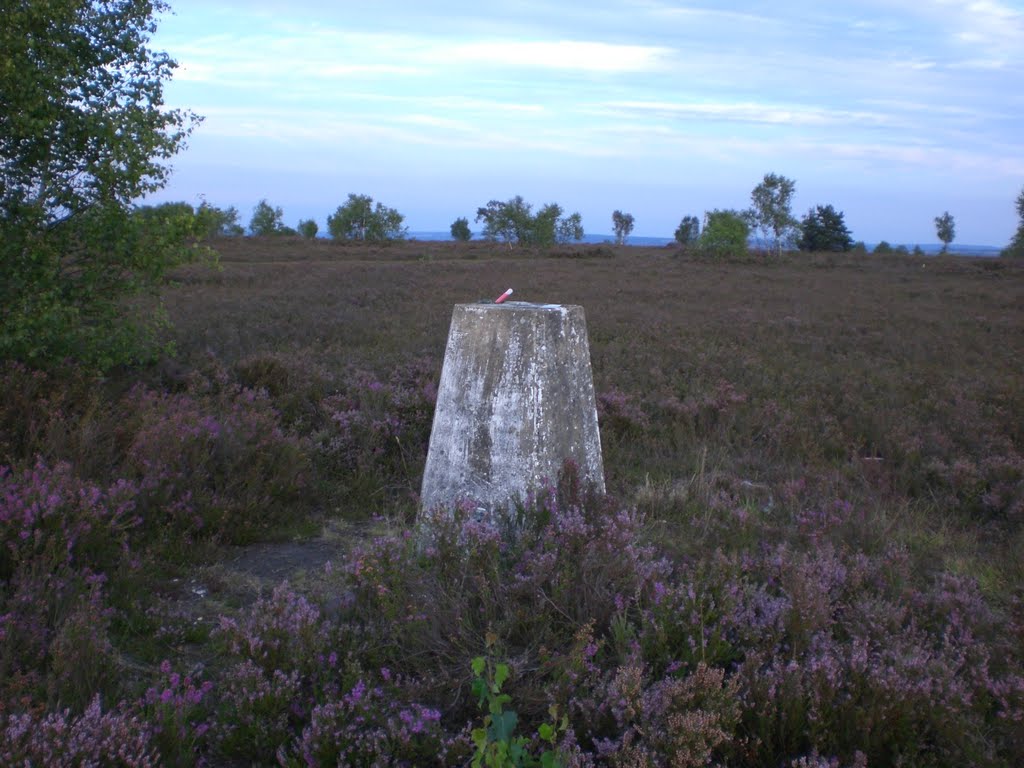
[1002, 185, 1024, 258]
[327, 194, 408, 241]
[797, 205, 853, 252]
[699, 210, 749, 258]
[450, 216, 472, 242]
[675, 214, 701, 247]
[297, 218, 319, 239]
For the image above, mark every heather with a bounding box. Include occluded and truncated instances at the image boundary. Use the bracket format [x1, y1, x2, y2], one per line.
[1, 240, 1023, 765]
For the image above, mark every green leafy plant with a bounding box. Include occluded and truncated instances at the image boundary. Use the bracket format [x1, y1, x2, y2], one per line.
[0, 0, 202, 371]
[470, 638, 567, 768]
[699, 209, 749, 258]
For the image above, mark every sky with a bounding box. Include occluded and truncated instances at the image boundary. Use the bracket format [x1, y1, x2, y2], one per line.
[148, 0, 1024, 245]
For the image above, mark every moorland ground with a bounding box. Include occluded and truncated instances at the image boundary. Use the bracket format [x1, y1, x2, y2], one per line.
[2, 238, 1023, 766]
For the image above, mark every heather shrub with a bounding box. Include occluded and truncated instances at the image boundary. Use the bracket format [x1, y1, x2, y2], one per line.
[0, 461, 138, 709]
[728, 539, 1024, 765]
[285, 680, 453, 767]
[234, 352, 330, 431]
[0, 695, 157, 767]
[0, 362, 105, 470]
[317, 359, 437, 516]
[637, 565, 741, 676]
[592, 661, 739, 767]
[1, 572, 66, 708]
[509, 491, 670, 641]
[46, 585, 120, 711]
[123, 378, 309, 544]
[340, 469, 668, 697]
[212, 659, 303, 762]
[139, 660, 214, 768]
[597, 388, 649, 441]
[0, 460, 138, 583]
[1, 246, 1022, 765]
[215, 582, 332, 680]
[210, 582, 459, 765]
[1, 573, 122, 713]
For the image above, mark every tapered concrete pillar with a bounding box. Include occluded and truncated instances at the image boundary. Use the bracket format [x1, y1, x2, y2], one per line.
[420, 301, 604, 517]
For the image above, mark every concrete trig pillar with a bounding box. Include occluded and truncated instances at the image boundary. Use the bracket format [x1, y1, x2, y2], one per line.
[420, 301, 605, 517]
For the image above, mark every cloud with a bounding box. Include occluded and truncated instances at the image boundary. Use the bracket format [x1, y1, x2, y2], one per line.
[441, 39, 671, 73]
[187, 104, 612, 159]
[951, 0, 1024, 54]
[166, 26, 673, 93]
[595, 100, 896, 129]
[632, 1, 783, 28]
[819, 138, 1024, 176]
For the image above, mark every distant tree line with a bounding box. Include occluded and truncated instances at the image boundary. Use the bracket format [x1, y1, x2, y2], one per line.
[136, 176, 1024, 261]
[474, 196, 584, 247]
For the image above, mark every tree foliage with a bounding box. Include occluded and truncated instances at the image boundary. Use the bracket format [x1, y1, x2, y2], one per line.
[475, 196, 532, 245]
[797, 204, 853, 252]
[748, 172, 797, 255]
[1003, 186, 1024, 259]
[134, 200, 240, 241]
[297, 219, 318, 239]
[195, 201, 243, 238]
[675, 215, 701, 246]
[1, 0, 201, 370]
[327, 194, 407, 241]
[934, 211, 955, 253]
[450, 216, 472, 242]
[556, 210, 584, 244]
[249, 199, 287, 236]
[699, 210, 749, 257]
[612, 210, 635, 245]
[475, 196, 584, 246]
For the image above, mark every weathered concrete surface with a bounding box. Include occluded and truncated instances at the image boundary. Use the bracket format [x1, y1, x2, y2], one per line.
[420, 301, 605, 516]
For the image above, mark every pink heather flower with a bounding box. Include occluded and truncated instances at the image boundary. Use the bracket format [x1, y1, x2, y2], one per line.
[652, 581, 668, 606]
[344, 679, 367, 707]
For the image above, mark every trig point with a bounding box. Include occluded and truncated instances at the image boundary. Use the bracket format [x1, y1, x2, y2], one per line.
[420, 301, 605, 517]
